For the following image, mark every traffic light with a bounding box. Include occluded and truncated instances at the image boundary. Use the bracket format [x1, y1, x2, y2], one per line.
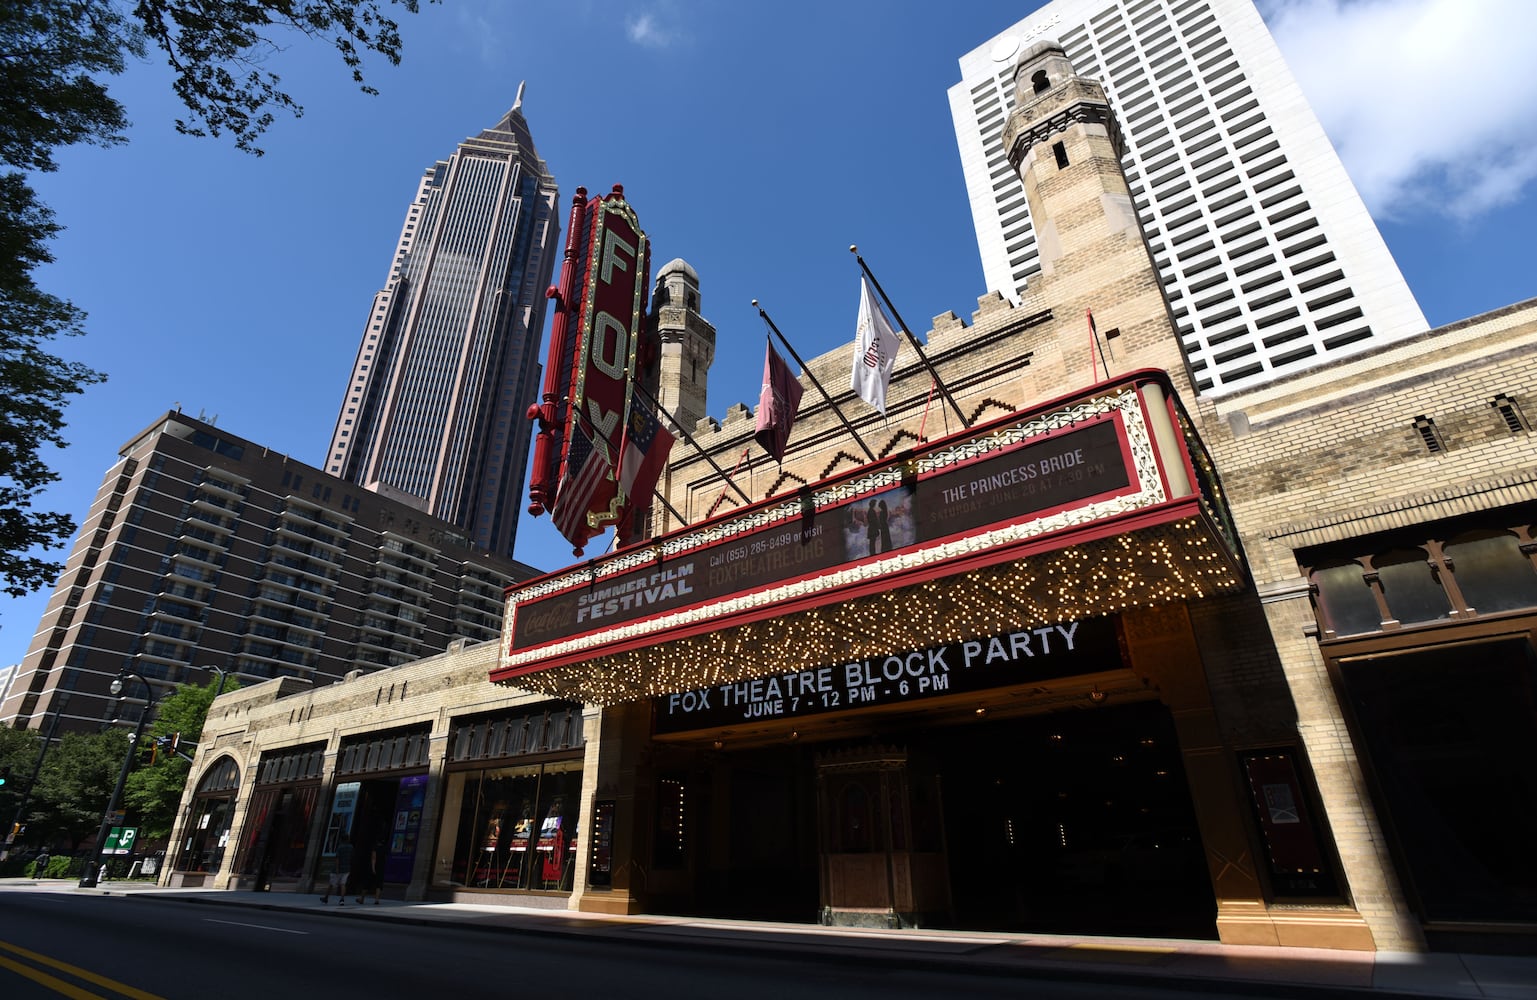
[0, 765, 11, 787]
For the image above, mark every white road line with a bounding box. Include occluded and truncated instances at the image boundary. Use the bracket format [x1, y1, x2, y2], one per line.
[204, 917, 308, 935]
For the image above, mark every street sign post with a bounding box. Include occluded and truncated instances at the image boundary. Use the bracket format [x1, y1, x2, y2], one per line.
[103, 827, 137, 855]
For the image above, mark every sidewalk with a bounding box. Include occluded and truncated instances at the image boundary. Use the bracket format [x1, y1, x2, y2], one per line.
[8, 878, 1535, 998]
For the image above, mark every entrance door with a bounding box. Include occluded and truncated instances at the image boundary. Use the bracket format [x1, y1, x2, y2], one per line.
[1340, 637, 1537, 930]
[814, 746, 951, 928]
[902, 701, 1215, 937]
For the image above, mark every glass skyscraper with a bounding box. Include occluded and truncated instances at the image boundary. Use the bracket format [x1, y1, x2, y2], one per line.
[950, 0, 1427, 394]
[326, 89, 559, 557]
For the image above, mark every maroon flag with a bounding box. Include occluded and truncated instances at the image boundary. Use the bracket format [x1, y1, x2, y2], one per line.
[754, 340, 804, 461]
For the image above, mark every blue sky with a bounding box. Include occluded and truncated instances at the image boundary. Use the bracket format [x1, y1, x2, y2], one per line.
[2, 0, 1534, 668]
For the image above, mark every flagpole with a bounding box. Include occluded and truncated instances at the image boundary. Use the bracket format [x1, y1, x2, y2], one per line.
[709, 447, 752, 519]
[1087, 307, 1111, 379]
[754, 301, 878, 463]
[628, 378, 754, 506]
[851, 246, 970, 428]
[618, 483, 686, 542]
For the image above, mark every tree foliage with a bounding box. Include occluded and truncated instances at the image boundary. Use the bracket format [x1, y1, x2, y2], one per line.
[25, 728, 128, 848]
[123, 676, 238, 839]
[0, 0, 428, 596]
[134, 0, 427, 156]
[0, 723, 44, 834]
[0, 1, 137, 172]
[0, 175, 109, 596]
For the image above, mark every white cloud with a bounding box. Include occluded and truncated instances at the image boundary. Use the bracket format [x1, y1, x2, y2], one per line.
[1261, 0, 1537, 221]
[626, 7, 685, 49]
[454, 5, 505, 67]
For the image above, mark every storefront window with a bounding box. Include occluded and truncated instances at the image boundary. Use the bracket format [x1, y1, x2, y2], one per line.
[444, 759, 583, 892]
[231, 784, 319, 880]
[174, 757, 240, 873]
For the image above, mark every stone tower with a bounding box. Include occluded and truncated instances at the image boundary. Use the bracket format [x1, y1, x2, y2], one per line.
[651, 259, 717, 433]
[999, 40, 1195, 397]
[624, 257, 716, 541]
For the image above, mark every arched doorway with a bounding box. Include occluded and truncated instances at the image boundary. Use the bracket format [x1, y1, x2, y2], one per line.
[173, 756, 241, 878]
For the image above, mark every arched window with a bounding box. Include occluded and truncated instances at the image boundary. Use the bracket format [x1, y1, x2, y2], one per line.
[1374, 546, 1451, 626]
[175, 756, 241, 873]
[1444, 529, 1537, 613]
[1032, 69, 1050, 94]
[1311, 559, 1381, 637]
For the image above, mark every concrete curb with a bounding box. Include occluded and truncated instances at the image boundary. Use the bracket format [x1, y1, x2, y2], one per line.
[115, 890, 1443, 999]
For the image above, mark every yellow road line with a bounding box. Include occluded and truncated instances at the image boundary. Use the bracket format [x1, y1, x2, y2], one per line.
[0, 940, 166, 1000]
[0, 954, 107, 1000]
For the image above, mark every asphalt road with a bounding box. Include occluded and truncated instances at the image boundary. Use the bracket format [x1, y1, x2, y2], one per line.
[0, 890, 1305, 999]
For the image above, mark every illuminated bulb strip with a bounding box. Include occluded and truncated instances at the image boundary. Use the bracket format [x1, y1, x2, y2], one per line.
[504, 519, 1243, 706]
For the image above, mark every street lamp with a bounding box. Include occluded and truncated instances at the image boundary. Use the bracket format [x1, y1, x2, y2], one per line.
[78, 670, 161, 888]
[199, 664, 231, 699]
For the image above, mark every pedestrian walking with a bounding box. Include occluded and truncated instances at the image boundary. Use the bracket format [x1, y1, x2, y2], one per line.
[321, 839, 354, 905]
[358, 838, 385, 904]
[33, 848, 50, 878]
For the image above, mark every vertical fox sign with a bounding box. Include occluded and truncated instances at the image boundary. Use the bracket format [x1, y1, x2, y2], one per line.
[528, 185, 653, 555]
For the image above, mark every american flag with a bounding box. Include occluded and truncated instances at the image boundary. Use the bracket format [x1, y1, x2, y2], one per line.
[551, 423, 613, 546]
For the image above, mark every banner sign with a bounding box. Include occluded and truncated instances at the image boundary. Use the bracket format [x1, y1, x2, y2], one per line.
[383, 774, 429, 884]
[653, 616, 1120, 734]
[513, 417, 1129, 650]
[550, 186, 652, 547]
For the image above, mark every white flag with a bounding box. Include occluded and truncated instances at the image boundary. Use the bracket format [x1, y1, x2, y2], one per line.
[851, 275, 901, 413]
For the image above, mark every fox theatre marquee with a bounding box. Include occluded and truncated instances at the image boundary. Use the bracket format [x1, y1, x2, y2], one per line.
[494, 370, 1245, 720]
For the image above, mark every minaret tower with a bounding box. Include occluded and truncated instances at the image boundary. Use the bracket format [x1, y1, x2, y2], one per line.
[651, 259, 716, 433]
[1000, 41, 1193, 394]
[630, 258, 715, 540]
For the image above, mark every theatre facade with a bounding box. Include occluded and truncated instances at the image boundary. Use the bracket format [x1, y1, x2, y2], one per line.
[166, 42, 1537, 954]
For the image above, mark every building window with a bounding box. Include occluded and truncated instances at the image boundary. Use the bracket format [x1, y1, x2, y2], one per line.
[441, 759, 583, 892]
[1053, 141, 1070, 169]
[1304, 509, 1537, 639]
[1444, 530, 1537, 613]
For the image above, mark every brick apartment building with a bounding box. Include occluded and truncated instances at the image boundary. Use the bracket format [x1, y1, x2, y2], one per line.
[0, 412, 535, 736]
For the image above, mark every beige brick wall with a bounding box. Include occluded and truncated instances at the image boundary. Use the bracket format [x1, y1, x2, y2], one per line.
[176, 638, 566, 897]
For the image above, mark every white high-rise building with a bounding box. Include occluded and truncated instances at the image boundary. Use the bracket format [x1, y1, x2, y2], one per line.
[949, 0, 1427, 394]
